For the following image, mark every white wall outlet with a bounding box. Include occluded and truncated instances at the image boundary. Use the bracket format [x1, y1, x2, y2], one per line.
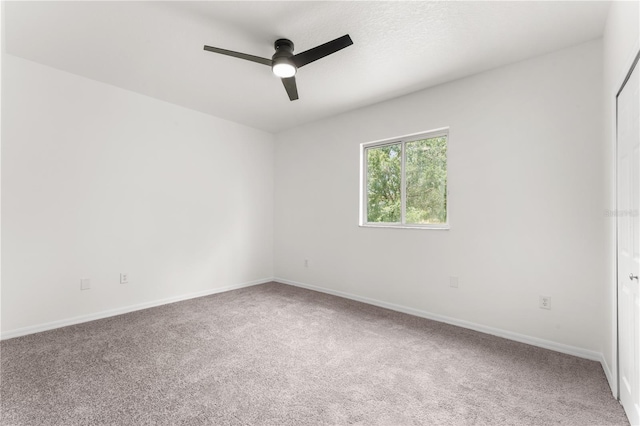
[304, 259, 309, 268]
[80, 278, 91, 291]
[120, 273, 129, 284]
[449, 276, 459, 288]
[539, 296, 551, 310]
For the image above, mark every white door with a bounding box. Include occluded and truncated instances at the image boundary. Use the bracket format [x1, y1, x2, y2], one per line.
[618, 56, 640, 426]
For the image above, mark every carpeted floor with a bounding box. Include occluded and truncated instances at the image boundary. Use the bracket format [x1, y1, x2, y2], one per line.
[0, 282, 629, 425]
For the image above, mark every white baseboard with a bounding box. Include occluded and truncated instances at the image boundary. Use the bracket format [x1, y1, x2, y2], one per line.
[1, 278, 273, 341]
[600, 353, 618, 398]
[275, 277, 603, 362]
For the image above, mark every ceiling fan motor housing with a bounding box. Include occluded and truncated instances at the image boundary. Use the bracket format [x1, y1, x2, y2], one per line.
[274, 39, 294, 55]
[273, 39, 295, 65]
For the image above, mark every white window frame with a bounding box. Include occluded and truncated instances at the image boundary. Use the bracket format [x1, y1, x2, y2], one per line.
[359, 128, 450, 230]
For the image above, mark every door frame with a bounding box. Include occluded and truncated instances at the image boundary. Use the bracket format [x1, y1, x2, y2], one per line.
[616, 48, 640, 401]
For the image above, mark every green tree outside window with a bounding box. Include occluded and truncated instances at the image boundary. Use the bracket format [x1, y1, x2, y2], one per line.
[365, 134, 447, 226]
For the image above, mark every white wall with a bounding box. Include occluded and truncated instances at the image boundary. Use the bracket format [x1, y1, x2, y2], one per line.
[602, 0, 640, 394]
[275, 40, 604, 354]
[1, 55, 274, 336]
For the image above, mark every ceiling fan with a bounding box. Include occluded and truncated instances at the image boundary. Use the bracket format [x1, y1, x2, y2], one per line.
[203, 35, 353, 101]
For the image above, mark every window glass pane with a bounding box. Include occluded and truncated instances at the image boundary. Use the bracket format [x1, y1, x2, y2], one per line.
[405, 136, 447, 224]
[366, 143, 402, 223]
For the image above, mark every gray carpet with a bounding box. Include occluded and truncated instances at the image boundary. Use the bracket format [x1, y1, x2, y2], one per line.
[0, 282, 629, 425]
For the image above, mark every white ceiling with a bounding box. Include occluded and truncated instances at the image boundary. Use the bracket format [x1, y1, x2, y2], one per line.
[4, 1, 610, 133]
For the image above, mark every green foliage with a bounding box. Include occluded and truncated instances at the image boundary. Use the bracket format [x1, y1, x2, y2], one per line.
[367, 144, 401, 222]
[405, 136, 447, 224]
[366, 136, 447, 224]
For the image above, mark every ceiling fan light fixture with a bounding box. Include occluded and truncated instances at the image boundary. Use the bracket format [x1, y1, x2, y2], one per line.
[272, 59, 296, 78]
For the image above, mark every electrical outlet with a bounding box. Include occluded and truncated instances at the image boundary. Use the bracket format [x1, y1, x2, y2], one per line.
[539, 296, 551, 310]
[80, 278, 91, 291]
[449, 276, 459, 288]
[304, 259, 309, 268]
[120, 273, 129, 284]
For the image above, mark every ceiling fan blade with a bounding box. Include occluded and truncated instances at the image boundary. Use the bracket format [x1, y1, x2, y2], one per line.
[281, 77, 299, 101]
[292, 34, 353, 68]
[203, 45, 272, 66]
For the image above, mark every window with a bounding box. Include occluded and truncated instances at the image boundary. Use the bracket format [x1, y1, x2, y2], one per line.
[360, 129, 448, 229]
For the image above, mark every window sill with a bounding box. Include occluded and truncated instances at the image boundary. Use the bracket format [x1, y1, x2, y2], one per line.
[359, 224, 450, 231]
